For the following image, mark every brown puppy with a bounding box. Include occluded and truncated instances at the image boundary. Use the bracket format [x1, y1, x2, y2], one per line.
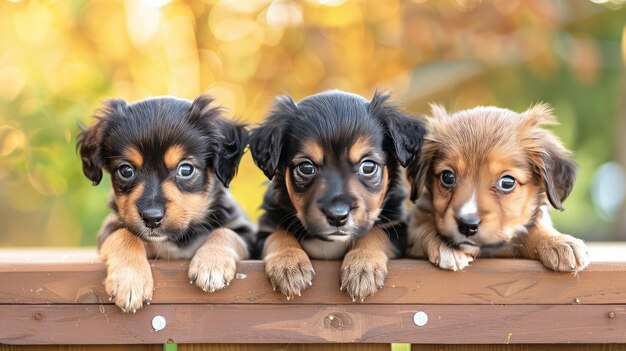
[406, 104, 589, 272]
[77, 95, 255, 312]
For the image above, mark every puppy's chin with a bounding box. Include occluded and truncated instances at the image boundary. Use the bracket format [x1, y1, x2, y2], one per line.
[304, 218, 372, 242]
[438, 226, 510, 249]
[127, 224, 176, 243]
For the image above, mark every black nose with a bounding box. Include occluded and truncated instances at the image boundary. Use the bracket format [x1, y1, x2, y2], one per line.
[141, 208, 164, 228]
[456, 215, 480, 237]
[322, 203, 350, 227]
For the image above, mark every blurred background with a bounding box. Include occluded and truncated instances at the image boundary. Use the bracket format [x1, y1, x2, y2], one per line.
[0, 0, 625, 247]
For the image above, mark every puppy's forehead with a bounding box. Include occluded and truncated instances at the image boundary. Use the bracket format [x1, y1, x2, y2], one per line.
[430, 107, 533, 176]
[103, 98, 212, 166]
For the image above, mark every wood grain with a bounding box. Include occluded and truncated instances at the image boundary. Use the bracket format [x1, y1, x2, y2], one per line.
[1, 304, 625, 345]
[1, 246, 626, 305]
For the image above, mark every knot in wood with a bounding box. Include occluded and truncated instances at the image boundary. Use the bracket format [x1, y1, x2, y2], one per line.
[324, 312, 353, 331]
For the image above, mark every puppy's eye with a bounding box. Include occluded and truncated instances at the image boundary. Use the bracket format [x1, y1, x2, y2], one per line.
[497, 175, 516, 193]
[358, 160, 378, 176]
[177, 163, 195, 179]
[440, 170, 456, 187]
[296, 162, 316, 176]
[118, 164, 135, 179]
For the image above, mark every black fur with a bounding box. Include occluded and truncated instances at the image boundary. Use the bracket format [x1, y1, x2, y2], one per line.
[77, 95, 254, 251]
[250, 90, 425, 257]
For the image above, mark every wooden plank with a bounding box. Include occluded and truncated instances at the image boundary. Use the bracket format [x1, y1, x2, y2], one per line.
[1, 304, 624, 345]
[0, 346, 161, 350]
[1, 244, 626, 305]
[179, 345, 390, 351]
[412, 346, 626, 351]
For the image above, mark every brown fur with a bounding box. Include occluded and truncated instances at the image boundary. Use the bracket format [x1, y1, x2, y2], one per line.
[188, 228, 249, 292]
[100, 228, 153, 313]
[164, 144, 185, 169]
[263, 230, 315, 299]
[407, 104, 589, 272]
[340, 228, 396, 301]
[161, 175, 213, 229]
[349, 137, 371, 163]
[123, 147, 143, 168]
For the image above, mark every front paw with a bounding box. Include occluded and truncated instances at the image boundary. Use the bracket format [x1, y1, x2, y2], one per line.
[189, 246, 239, 293]
[340, 249, 388, 302]
[264, 248, 315, 300]
[427, 241, 474, 271]
[105, 261, 153, 313]
[534, 234, 589, 273]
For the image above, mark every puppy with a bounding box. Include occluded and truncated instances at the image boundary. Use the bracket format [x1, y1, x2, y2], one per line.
[406, 104, 589, 273]
[77, 95, 254, 312]
[249, 90, 425, 301]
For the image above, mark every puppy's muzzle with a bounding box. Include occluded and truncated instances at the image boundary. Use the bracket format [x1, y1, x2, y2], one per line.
[140, 208, 164, 228]
[456, 214, 480, 237]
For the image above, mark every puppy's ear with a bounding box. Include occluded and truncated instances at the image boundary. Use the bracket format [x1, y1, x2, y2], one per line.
[249, 96, 297, 180]
[368, 91, 425, 167]
[523, 104, 577, 211]
[77, 99, 127, 185]
[406, 142, 435, 202]
[188, 94, 248, 187]
[215, 121, 249, 187]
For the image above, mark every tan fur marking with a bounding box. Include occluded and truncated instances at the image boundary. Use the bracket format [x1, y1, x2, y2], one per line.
[116, 183, 144, 226]
[100, 229, 153, 312]
[285, 167, 305, 220]
[341, 228, 395, 301]
[162, 180, 210, 229]
[123, 147, 143, 168]
[263, 230, 314, 299]
[302, 140, 324, 165]
[189, 228, 249, 292]
[164, 144, 185, 169]
[348, 137, 371, 164]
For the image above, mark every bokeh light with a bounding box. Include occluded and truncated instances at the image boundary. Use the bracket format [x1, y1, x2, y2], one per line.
[0, 0, 625, 246]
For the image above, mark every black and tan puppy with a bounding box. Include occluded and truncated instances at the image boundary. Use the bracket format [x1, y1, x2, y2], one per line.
[249, 90, 425, 301]
[77, 95, 254, 312]
[406, 104, 589, 272]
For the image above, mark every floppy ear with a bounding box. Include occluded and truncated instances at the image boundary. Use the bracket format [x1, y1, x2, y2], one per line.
[538, 135, 577, 211]
[368, 91, 426, 168]
[76, 99, 127, 186]
[406, 142, 436, 202]
[215, 121, 249, 187]
[188, 94, 248, 187]
[523, 104, 577, 211]
[249, 96, 297, 180]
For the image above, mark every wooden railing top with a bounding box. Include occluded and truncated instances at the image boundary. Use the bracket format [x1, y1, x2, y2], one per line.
[0, 243, 625, 345]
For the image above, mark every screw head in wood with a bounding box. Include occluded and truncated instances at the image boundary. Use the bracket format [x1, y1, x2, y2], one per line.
[152, 315, 167, 331]
[413, 311, 428, 327]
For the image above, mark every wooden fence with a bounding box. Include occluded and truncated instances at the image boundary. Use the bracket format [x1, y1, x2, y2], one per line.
[1, 244, 626, 350]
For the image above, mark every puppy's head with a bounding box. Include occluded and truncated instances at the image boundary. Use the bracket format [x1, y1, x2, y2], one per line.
[250, 90, 424, 241]
[77, 95, 248, 243]
[408, 104, 576, 248]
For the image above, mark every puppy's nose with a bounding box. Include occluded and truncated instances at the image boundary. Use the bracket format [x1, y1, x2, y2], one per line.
[456, 215, 480, 237]
[322, 203, 350, 227]
[141, 208, 164, 228]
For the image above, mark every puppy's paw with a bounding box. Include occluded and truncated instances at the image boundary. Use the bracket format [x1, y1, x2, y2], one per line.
[428, 242, 474, 271]
[265, 248, 315, 300]
[105, 260, 153, 313]
[189, 245, 238, 293]
[534, 234, 590, 273]
[340, 248, 388, 302]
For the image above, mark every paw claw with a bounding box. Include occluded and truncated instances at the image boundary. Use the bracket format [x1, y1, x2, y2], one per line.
[189, 246, 238, 294]
[265, 248, 314, 300]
